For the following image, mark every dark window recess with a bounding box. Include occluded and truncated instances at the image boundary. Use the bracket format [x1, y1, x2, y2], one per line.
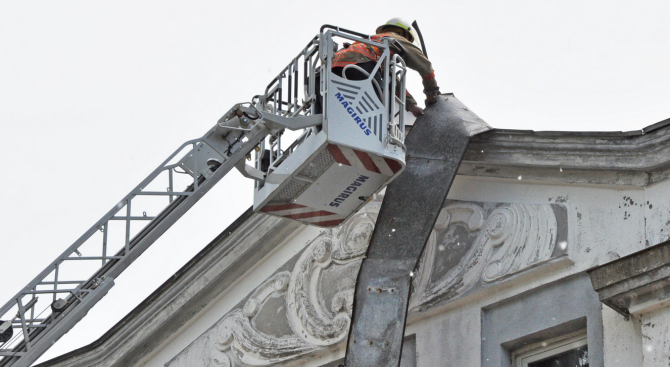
[529, 345, 589, 367]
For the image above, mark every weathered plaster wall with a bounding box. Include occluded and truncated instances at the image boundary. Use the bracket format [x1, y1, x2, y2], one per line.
[139, 225, 324, 367]
[644, 178, 670, 248]
[481, 274, 603, 367]
[640, 307, 670, 367]
[597, 289, 670, 367]
[139, 171, 662, 367]
[602, 306, 643, 366]
[411, 303, 481, 367]
[163, 183, 579, 367]
[449, 175, 647, 269]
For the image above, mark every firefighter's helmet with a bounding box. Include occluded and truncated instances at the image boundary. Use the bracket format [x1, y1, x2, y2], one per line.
[376, 18, 418, 43]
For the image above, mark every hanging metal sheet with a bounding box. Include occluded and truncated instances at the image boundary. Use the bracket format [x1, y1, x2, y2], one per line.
[343, 94, 491, 367]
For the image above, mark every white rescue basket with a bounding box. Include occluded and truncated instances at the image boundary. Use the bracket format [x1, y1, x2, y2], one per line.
[253, 27, 408, 227]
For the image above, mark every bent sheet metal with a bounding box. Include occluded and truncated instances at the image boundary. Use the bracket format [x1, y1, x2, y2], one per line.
[344, 94, 491, 367]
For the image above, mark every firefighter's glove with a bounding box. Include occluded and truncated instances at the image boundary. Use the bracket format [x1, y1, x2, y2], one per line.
[409, 104, 425, 118]
[389, 39, 406, 55]
[425, 93, 439, 105]
[424, 87, 441, 105]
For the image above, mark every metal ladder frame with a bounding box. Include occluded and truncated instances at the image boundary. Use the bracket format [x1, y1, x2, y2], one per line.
[0, 26, 408, 367]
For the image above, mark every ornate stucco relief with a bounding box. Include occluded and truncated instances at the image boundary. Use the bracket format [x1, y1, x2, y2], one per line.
[167, 197, 569, 367]
[410, 202, 566, 312]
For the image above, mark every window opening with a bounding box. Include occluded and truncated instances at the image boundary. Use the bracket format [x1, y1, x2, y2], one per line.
[513, 331, 588, 367]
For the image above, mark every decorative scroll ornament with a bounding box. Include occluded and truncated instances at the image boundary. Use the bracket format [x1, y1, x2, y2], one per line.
[286, 204, 377, 346]
[166, 199, 565, 367]
[410, 203, 559, 311]
[202, 202, 379, 366]
[212, 272, 315, 366]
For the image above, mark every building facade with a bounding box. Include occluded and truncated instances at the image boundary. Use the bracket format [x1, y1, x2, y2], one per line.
[37, 117, 670, 367]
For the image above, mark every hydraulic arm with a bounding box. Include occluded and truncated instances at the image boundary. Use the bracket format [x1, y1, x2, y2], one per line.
[0, 106, 276, 367]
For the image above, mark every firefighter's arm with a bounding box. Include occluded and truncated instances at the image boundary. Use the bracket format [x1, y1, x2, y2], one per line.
[405, 90, 417, 110]
[404, 90, 424, 117]
[395, 79, 422, 116]
[393, 37, 440, 104]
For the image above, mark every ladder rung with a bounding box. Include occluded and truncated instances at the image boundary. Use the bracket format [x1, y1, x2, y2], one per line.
[12, 323, 47, 328]
[111, 216, 156, 220]
[24, 289, 91, 294]
[134, 191, 190, 196]
[0, 351, 25, 357]
[64, 256, 122, 261]
[13, 318, 46, 323]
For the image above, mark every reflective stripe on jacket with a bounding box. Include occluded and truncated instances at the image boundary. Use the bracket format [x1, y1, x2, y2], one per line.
[331, 32, 438, 108]
[331, 33, 390, 68]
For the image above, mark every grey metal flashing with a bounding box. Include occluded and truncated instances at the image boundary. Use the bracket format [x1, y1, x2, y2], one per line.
[35, 209, 303, 367]
[322, 335, 416, 367]
[642, 117, 670, 134]
[587, 239, 670, 317]
[344, 95, 487, 367]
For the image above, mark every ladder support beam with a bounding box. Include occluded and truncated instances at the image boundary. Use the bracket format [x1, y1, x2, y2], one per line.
[0, 122, 270, 367]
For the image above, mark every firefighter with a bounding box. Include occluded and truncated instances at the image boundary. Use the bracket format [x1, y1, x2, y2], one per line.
[331, 18, 440, 117]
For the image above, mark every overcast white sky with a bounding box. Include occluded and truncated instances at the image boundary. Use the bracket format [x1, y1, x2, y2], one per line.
[1, 0, 669, 364]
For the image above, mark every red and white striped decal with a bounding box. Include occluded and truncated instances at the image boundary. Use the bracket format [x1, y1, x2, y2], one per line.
[260, 203, 345, 227]
[260, 145, 402, 227]
[327, 144, 402, 177]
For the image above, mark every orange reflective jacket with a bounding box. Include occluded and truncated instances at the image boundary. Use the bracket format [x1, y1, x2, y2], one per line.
[331, 33, 391, 68]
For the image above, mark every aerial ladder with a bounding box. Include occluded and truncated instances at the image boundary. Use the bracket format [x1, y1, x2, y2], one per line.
[0, 26, 410, 367]
[0, 25, 491, 367]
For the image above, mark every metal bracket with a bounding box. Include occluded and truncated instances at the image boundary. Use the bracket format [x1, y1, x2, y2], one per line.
[0, 321, 10, 334]
[260, 112, 323, 131]
[220, 105, 322, 132]
[234, 160, 265, 182]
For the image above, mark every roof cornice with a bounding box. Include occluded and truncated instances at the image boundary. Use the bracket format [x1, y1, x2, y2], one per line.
[459, 118, 670, 186]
